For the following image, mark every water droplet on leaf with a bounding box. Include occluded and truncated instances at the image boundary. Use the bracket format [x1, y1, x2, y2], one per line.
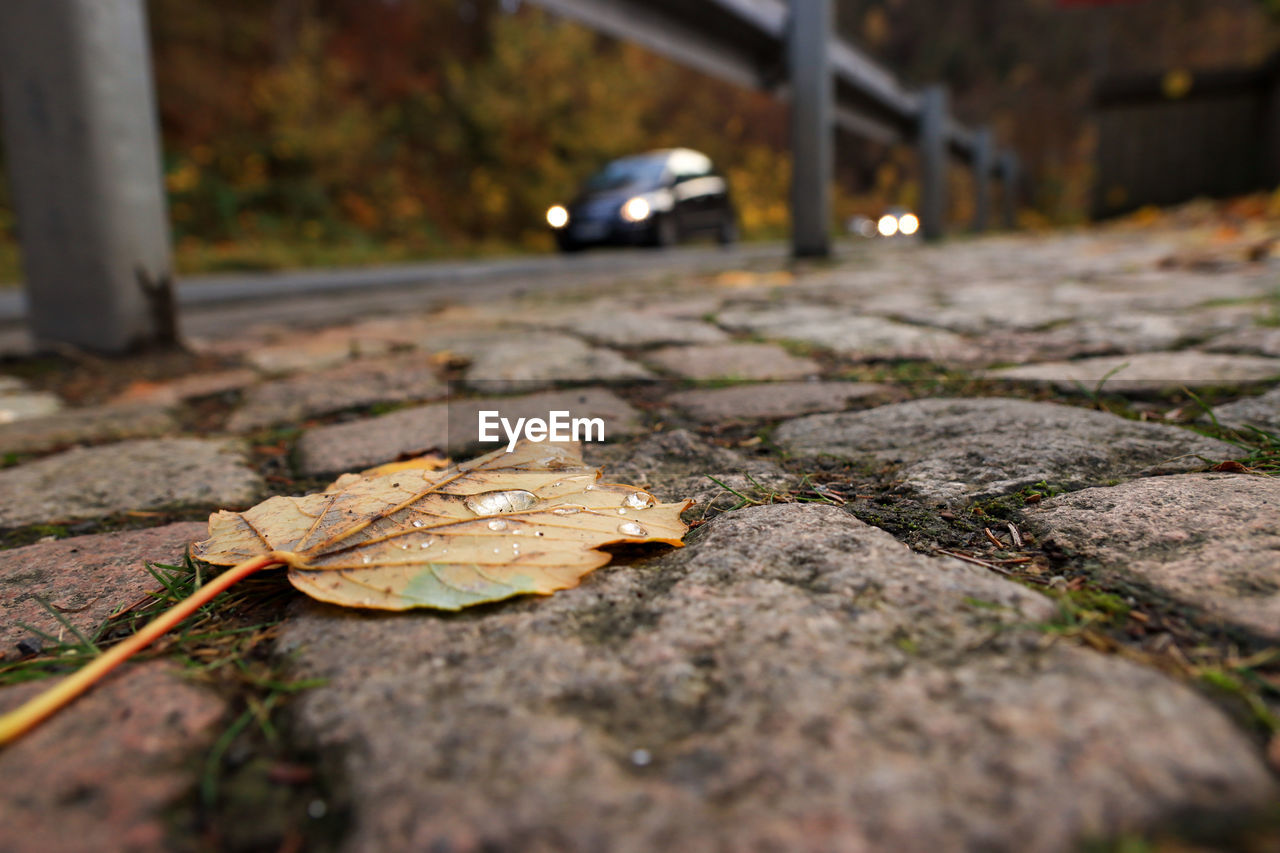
[618, 522, 647, 536]
[465, 489, 538, 516]
[624, 491, 655, 509]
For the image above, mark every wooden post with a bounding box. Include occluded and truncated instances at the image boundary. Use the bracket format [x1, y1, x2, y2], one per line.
[917, 84, 947, 242]
[0, 0, 176, 352]
[787, 0, 832, 258]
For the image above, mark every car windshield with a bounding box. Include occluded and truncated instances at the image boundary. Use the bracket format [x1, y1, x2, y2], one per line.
[582, 155, 667, 192]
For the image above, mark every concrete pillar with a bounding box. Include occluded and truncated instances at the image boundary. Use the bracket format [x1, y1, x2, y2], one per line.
[787, 0, 832, 258]
[999, 151, 1020, 230]
[0, 0, 176, 353]
[971, 126, 993, 232]
[917, 85, 947, 242]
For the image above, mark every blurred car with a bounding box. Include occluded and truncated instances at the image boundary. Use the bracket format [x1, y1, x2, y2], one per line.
[546, 148, 737, 251]
[847, 207, 920, 238]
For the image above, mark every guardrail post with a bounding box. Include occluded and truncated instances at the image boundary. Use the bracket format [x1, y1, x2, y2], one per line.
[999, 151, 1020, 229]
[787, 0, 832, 258]
[917, 85, 947, 242]
[971, 127, 993, 232]
[0, 0, 176, 353]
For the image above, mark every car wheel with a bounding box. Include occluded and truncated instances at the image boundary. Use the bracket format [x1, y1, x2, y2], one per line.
[652, 215, 678, 248]
[716, 215, 739, 246]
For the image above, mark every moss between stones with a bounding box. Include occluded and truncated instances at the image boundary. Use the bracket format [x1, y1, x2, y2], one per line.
[166, 683, 352, 853]
[848, 497, 981, 551]
[0, 511, 214, 551]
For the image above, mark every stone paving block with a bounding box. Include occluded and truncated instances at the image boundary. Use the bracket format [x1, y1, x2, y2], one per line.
[0, 661, 226, 853]
[585, 429, 790, 505]
[668, 380, 894, 423]
[1034, 308, 1260, 356]
[714, 302, 850, 333]
[228, 354, 447, 432]
[277, 504, 1274, 852]
[1050, 270, 1273, 315]
[297, 388, 644, 476]
[0, 403, 177, 455]
[888, 282, 1082, 334]
[882, 273, 1268, 339]
[644, 343, 819, 380]
[562, 312, 729, 348]
[344, 314, 510, 352]
[775, 398, 1237, 507]
[463, 333, 652, 390]
[1211, 385, 1280, 433]
[973, 311, 1257, 366]
[0, 439, 262, 528]
[1205, 325, 1280, 358]
[0, 522, 205, 660]
[846, 286, 940, 319]
[343, 314, 475, 348]
[716, 304, 979, 363]
[110, 369, 259, 406]
[784, 316, 978, 363]
[1026, 473, 1280, 640]
[987, 351, 1280, 393]
[625, 294, 726, 320]
[491, 295, 731, 333]
[0, 391, 63, 424]
[245, 329, 395, 375]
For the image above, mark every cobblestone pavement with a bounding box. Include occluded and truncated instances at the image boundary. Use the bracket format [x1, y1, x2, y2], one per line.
[2, 224, 1279, 851]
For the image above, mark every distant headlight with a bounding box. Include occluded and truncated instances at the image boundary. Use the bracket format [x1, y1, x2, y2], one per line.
[898, 213, 919, 236]
[877, 214, 899, 237]
[621, 196, 651, 222]
[547, 205, 569, 229]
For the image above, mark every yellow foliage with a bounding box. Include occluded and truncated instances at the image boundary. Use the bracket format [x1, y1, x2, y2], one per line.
[726, 145, 793, 238]
[165, 161, 200, 193]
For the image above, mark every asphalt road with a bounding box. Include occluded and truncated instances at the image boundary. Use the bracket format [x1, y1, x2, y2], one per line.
[1, 241, 793, 317]
[0, 241, 814, 352]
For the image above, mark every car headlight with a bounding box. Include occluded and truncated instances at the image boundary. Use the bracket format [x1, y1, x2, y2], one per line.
[877, 214, 899, 237]
[547, 205, 569, 229]
[897, 213, 919, 236]
[621, 196, 651, 222]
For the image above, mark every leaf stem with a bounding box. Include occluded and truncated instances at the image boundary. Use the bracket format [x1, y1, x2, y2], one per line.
[0, 553, 279, 747]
